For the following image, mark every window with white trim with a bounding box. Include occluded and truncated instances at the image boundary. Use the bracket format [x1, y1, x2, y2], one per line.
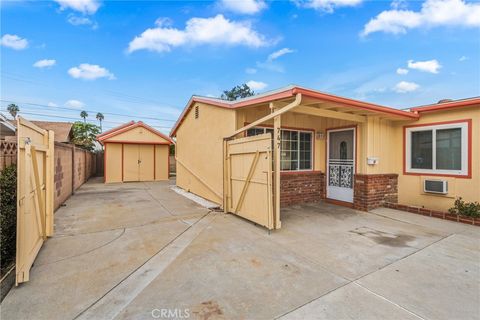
[405, 121, 469, 176]
[246, 127, 313, 171]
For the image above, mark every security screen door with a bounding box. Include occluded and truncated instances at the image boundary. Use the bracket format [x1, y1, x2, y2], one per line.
[327, 128, 355, 203]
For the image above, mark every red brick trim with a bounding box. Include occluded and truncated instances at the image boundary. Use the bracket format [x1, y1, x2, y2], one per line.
[353, 174, 398, 211]
[280, 171, 325, 206]
[383, 202, 480, 226]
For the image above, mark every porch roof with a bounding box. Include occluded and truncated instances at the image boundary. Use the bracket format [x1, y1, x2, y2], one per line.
[170, 85, 419, 137]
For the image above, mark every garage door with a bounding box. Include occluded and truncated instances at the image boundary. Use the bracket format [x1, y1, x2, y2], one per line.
[123, 144, 155, 182]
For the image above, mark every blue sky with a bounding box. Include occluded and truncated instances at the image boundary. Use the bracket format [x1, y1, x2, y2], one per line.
[1, 0, 479, 133]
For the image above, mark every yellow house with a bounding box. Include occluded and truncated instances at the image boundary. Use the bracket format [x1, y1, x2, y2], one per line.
[170, 85, 479, 229]
[98, 121, 173, 183]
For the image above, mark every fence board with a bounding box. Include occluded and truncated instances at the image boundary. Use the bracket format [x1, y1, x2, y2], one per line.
[16, 117, 54, 284]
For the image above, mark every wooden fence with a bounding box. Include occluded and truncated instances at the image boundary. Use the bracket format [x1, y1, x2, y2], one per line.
[1, 141, 17, 170]
[16, 117, 54, 284]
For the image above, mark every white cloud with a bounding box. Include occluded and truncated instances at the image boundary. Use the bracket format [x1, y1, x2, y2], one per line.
[55, 0, 100, 14]
[219, 0, 267, 14]
[407, 59, 441, 73]
[155, 17, 173, 27]
[459, 55, 468, 61]
[390, 0, 408, 9]
[246, 80, 268, 91]
[296, 0, 363, 13]
[245, 68, 257, 74]
[67, 15, 98, 29]
[128, 14, 268, 53]
[362, 0, 480, 36]
[394, 81, 419, 93]
[65, 99, 85, 109]
[1, 34, 28, 50]
[267, 48, 295, 61]
[68, 63, 115, 80]
[33, 59, 56, 68]
[47, 102, 58, 107]
[396, 67, 409, 75]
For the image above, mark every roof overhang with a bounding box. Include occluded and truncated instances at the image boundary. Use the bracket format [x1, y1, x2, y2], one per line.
[97, 121, 173, 145]
[409, 97, 480, 113]
[170, 86, 419, 137]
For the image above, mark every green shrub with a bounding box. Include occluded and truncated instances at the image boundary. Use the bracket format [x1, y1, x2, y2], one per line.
[0, 165, 17, 274]
[448, 197, 480, 218]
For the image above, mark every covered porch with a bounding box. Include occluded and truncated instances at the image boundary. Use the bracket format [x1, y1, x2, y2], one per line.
[225, 89, 417, 229]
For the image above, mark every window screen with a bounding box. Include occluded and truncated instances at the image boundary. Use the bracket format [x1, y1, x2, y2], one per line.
[411, 130, 433, 169]
[436, 128, 461, 170]
[246, 126, 312, 171]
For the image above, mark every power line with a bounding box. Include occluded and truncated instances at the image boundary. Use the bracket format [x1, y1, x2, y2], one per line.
[0, 99, 178, 122]
[2, 110, 172, 130]
[1, 71, 184, 114]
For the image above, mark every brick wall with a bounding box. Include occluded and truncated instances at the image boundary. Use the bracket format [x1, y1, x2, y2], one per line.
[353, 174, 398, 211]
[280, 171, 325, 206]
[54, 142, 97, 210]
[54, 143, 73, 210]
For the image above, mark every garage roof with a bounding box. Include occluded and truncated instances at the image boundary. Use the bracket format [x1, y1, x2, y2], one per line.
[97, 121, 173, 144]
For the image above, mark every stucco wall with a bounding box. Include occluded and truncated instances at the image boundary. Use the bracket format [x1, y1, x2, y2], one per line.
[392, 105, 480, 212]
[175, 102, 236, 204]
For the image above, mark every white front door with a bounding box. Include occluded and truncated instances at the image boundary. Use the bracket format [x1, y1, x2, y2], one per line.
[327, 128, 355, 203]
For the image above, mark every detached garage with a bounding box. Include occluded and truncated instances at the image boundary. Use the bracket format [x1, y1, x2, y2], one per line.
[98, 121, 173, 183]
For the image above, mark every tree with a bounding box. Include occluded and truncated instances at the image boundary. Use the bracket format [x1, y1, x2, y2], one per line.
[220, 84, 255, 101]
[71, 121, 101, 151]
[7, 104, 19, 119]
[96, 112, 104, 131]
[80, 110, 88, 123]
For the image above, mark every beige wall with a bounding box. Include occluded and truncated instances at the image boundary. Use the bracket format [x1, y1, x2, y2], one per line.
[155, 145, 169, 180]
[175, 102, 236, 203]
[392, 106, 480, 212]
[105, 143, 122, 183]
[106, 126, 170, 144]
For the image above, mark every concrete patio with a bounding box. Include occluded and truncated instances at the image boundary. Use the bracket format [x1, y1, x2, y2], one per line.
[1, 178, 479, 320]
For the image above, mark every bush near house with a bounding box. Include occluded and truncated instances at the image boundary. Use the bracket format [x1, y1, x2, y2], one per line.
[449, 197, 480, 218]
[0, 165, 17, 275]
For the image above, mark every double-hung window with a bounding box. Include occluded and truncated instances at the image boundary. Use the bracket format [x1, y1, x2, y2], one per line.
[246, 127, 313, 171]
[405, 121, 469, 176]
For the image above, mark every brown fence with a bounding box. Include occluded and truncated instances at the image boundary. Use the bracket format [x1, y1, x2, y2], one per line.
[0, 141, 17, 170]
[54, 142, 97, 210]
[169, 155, 176, 175]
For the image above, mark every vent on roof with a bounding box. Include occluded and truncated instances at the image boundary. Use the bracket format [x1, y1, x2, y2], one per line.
[195, 106, 199, 119]
[438, 99, 453, 104]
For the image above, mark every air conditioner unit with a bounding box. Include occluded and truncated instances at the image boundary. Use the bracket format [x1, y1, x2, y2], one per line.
[424, 180, 448, 194]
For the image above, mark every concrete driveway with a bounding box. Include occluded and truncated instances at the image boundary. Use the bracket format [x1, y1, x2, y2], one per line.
[1, 178, 479, 320]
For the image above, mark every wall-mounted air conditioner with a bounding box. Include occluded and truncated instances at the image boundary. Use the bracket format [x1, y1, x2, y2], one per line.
[424, 180, 448, 194]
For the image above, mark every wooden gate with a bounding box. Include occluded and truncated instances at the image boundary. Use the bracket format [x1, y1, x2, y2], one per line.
[224, 134, 279, 230]
[16, 117, 54, 284]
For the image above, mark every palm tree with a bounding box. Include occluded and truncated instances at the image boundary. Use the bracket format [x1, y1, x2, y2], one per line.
[7, 104, 19, 119]
[80, 111, 88, 123]
[96, 112, 104, 131]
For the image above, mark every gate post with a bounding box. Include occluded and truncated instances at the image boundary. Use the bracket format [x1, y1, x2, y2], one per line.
[45, 130, 54, 236]
[273, 112, 281, 229]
